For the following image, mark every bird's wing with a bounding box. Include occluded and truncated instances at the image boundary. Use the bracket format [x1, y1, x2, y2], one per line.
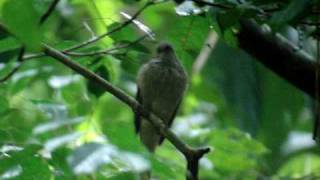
[134, 87, 142, 133]
[158, 98, 182, 145]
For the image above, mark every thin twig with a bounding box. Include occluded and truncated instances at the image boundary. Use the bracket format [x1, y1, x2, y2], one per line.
[192, 0, 231, 9]
[24, 0, 156, 61]
[43, 44, 210, 180]
[64, 0, 155, 52]
[63, 34, 149, 57]
[23, 53, 45, 60]
[39, 0, 61, 24]
[192, 31, 217, 75]
[0, 47, 25, 83]
[23, 34, 147, 59]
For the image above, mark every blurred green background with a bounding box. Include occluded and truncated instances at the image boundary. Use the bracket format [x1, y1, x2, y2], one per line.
[0, 0, 319, 179]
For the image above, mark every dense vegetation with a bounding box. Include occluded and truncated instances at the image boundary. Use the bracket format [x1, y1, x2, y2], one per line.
[0, 0, 319, 179]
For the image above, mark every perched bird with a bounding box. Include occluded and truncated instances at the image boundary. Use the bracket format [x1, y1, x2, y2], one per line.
[135, 42, 187, 152]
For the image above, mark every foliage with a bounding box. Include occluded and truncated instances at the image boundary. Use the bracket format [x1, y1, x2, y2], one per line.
[0, 0, 319, 179]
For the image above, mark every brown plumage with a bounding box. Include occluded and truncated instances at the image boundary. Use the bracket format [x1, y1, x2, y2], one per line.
[135, 42, 187, 152]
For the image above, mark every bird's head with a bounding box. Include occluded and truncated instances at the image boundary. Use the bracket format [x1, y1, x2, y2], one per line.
[156, 42, 177, 63]
[156, 42, 174, 54]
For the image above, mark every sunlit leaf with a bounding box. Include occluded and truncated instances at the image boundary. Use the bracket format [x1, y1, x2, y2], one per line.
[1, 0, 42, 50]
[0, 145, 52, 179]
[276, 153, 320, 178]
[207, 128, 269, 178]
[67, 142, 149, 175]
[0, 37, 20, 53]
[33, 117, 84, 135]
[43, 132, 82, 152]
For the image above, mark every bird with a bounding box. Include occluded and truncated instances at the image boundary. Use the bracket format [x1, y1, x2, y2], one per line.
[135, 42, 187, 152]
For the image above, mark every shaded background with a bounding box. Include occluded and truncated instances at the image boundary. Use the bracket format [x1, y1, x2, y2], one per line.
[0, 0, 318, 179]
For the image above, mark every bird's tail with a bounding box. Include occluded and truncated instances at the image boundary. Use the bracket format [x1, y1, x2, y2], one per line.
[140, 119, 161, 152]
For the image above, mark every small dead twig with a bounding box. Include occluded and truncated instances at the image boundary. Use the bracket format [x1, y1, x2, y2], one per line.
[0, 47, 25, 83]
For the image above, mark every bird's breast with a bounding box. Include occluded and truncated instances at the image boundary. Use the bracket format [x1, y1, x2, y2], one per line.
[138, 63, 186, 120]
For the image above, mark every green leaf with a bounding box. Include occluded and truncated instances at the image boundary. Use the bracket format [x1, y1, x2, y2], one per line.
[127, 41, 150, 54]
[43, 132, 82, 152]
[121, 0, 141, 4]
[0, 96, 9, 115]
[108, 172, 136, 180]
[87, 63, 110, 97]
[0, 109, 34, 143]
[0, 37, 20, 53]
[164, 15, 211, 72]
[212, 12, 239, 48]
[1, 0, 42, 50]
[276, 153, 320, 178]
[49, 147, 75, 179]
[0, 26, 10, 40]
[103, 120, 146, 152]
[223, 29, 238, 48]
[9, 71, 38, 94]
[216, 9, 243, 32]
[33, 117, 84, 135]
[120, 51, 147, 75]
[151, 156, 177, 179]
[68, 143, 107, 174]
[108, 22, 138, 42]
[0, 145, 52, 179]
[59, 76, 93, 116]
[207, 128, 269, 177]
[31, 101, 69, 121]
[269, 0, 313, 30]
[0, 48, 19, 64]
[68, 143, 149, 175]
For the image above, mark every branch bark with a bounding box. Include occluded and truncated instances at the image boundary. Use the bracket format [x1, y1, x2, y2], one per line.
[39, 0, 61, 24]
[43, 44, 210, 180]
[237, 19, 317, 99]
[0, 47, 25, 83]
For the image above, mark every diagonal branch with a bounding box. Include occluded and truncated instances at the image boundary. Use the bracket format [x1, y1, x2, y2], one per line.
[237, 19, 317, 99]
[39, 0, 61, 24]
[43, 44, 210, 180]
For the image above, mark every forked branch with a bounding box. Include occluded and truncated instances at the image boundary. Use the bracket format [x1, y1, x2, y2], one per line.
[43, 44, 210, 180]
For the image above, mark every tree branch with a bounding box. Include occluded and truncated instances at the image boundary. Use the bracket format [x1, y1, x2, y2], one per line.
[23, 0, 157, 61]
[39, 0, 61, 24]
[237, 19, 317, 99]
[65, 0, 155, 52]
[0, 47, 25, 83]
[191, 0, 231, 9]
[24, 34, 148, 60]
[43, 44, 210, 180]
[63, 34, 148, 57]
